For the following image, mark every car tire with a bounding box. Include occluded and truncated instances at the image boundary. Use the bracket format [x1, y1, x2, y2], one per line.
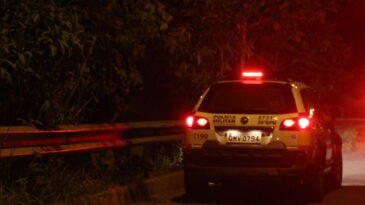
[304, 165, 325, 202]
[328, 154, 343, 190]
[184, 171, 207, 198]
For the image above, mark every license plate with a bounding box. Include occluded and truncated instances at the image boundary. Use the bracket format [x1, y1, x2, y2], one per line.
[225, 130, 263, 144]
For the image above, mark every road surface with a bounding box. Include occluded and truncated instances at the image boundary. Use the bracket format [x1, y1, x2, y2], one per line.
[134, 149, 365, 205]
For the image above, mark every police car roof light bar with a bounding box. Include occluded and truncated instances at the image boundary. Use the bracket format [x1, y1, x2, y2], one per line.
[241, 71, 263, 79]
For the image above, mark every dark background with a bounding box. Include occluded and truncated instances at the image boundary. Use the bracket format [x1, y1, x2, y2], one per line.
[0, 0, 364, 125]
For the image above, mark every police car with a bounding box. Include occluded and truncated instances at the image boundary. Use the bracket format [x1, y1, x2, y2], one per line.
[183, 71, 342, 202]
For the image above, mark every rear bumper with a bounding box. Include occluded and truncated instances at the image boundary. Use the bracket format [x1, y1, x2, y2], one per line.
[183, 141, 312, 180]
[184, 164, 308, 180]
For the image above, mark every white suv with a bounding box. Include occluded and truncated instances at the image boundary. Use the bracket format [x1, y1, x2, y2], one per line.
[183, 72, 342, 202]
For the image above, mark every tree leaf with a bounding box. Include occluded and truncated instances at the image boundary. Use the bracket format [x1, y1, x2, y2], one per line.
[18, 53, 26, 65]
[0, 58, 17, 70]
[50, 45, 57, 57]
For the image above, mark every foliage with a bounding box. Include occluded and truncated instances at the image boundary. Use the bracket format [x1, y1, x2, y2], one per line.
[160, 0, 353, 98]
[0, 0, 354, 123]
[0, 0, 171, 125]
[0, 142, 182, 204]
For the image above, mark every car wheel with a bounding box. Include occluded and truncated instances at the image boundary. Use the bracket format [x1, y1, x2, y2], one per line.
[329, 154, 343, 190]
[184, 171, 207, 198]
[304, 165, 325, 202]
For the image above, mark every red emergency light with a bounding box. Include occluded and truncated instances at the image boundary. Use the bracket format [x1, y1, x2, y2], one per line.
[241, 71, 263, 79]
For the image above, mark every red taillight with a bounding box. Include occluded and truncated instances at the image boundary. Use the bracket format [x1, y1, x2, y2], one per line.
[185, 116, 210, 129]
[280, 117, 311, 130]
[186, 116, 194, 127]
[298, 118, 310, 129]
[197, 118, 208, 126]
[283, 119, 295, 128]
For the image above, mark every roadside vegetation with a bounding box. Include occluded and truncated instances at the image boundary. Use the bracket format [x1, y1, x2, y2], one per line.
[0, 0, 354, 125]
[0, 142, 182, 204]
[0, 0, 171, 125]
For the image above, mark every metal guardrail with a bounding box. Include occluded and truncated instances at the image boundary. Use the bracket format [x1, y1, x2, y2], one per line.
[0, 121, 184, 158]
[0, 118, 362, 158]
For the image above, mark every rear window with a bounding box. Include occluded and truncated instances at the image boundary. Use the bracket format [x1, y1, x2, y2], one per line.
[198, 82, 297, 114]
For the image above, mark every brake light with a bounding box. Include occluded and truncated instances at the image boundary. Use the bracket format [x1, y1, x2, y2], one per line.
[280, 117, 311, 130]
[197, 118, 208, 126]
[298, 118, 310, 129]
[185, 116, 210, 129]
[186, 116, 194, 127]
[283, 119, 295, 128]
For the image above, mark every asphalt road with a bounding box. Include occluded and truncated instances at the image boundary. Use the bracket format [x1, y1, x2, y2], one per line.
[134, 149, 365, 205]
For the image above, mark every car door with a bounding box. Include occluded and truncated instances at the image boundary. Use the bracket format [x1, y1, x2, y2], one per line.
[301, 89, 334, 168]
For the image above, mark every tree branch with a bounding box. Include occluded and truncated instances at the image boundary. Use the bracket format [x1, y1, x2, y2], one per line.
[248, 17, 272, 32]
